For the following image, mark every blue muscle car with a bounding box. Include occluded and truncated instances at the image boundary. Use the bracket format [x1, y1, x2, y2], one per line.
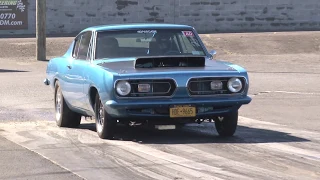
[44, 23, 252, 139]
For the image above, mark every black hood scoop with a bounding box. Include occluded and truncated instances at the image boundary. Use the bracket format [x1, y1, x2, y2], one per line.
[134, 56, 205, 68]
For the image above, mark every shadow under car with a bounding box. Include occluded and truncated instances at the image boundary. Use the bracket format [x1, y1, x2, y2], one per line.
[76, 122, 310, 145]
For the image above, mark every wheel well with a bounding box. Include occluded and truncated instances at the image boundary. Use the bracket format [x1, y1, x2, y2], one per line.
[89, 87, 98, 109]
[54, 78, 58, 86]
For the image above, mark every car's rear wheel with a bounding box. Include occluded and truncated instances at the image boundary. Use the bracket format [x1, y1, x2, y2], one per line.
[214, 111, 238, 137]
[54, 81, 82, 128]
[94, 93, 116, 139]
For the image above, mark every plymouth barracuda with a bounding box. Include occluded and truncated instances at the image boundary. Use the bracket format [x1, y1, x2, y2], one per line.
[44, 23, 252, 139]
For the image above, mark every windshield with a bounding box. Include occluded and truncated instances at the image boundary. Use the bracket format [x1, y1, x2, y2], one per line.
[95, 29, 206, 59]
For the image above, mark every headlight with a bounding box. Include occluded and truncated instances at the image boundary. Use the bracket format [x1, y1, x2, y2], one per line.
[227, 78, 243, 93]
[116, 81, 131, 96]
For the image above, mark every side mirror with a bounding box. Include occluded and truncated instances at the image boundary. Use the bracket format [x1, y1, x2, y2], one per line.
[209, 50, 217, 59]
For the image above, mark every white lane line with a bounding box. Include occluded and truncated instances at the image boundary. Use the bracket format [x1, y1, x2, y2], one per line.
[239, 116, 320, 141]
[239, 116, 283, 126]
[238, 116, 320, 163]
[273, 91, 320, 95]
[251, 90, 320, 96]
[255, 143, 320, 162]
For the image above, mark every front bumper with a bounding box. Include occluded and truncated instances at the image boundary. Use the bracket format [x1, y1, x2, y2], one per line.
[104, 96, 252, 119]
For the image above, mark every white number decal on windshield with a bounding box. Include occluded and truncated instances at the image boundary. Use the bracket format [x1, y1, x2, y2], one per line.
[182, 31, 194, 37]
[137, 30, 157, 34]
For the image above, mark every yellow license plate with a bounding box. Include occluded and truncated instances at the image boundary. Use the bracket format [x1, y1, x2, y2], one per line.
[170, 105, 196, 118]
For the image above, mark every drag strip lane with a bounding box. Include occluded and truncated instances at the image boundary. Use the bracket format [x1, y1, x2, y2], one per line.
[0, 117, 319, 180]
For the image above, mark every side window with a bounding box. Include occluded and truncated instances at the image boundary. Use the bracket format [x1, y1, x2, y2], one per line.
[72, 36, 82, 58]
[77, 32, 92, 60]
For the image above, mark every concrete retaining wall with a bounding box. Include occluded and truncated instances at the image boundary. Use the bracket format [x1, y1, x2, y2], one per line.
[1, 0, 320, 36]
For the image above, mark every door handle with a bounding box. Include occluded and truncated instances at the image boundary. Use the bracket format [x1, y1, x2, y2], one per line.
[67, 65, 72, 69]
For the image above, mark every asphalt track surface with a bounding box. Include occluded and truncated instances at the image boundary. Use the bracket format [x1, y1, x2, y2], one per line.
[0, 31, 319, 180]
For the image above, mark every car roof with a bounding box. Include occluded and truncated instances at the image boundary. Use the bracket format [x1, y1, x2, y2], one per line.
[80, 23, 194, 33]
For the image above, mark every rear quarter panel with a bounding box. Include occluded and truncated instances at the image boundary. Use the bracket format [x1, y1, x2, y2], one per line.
[46, 57, 69, 90]
[46, 40, 75, 90]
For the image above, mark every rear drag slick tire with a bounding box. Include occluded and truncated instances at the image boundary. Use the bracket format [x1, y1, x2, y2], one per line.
[54, 81, 81, 128]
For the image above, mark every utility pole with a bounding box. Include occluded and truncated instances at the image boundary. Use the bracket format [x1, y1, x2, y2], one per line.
[36, 0, 46, 61]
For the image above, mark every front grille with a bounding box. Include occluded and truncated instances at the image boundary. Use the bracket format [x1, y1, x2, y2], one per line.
[126, 79, 176, 97]
[187, 77, 246, 96]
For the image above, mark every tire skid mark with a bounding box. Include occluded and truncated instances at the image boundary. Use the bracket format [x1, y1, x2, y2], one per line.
[103, 144, 218, 180]
[16, 130, 60, 150]
[5, 122, 85, 150]
[167, 119, 320, 179]
[184, 140, 320, 179]
[0, 121, 245, 180]
[233, 143, 320, 172]
[238, 117, 320, 163]
[183, 143, 319, 180]
[285, 142, 320, 155]
[102, 145, 196, 180]
[261, 158, 320, 179]
[105, 140, 251, 180]
[38, 139, 150, 179]
[1, 120, 320, 180]
[114, 158, 172, 180]
[57, 129, 182, 179]
[8, 124, 209, 180]
[50, 128, 227, 180]
[75, 128, 233, 180]
[0, 127, 88, 180]
[48, 128, 157, 179]
[0, 123, 145, 180]
[0, 122, 221, 179]
[157, 144, 295, 180]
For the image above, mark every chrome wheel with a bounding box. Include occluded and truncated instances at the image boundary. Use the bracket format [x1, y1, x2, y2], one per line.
[94, 93, 116, 139]
[55, 88, 62, 121]
[96, 101, 104, 133]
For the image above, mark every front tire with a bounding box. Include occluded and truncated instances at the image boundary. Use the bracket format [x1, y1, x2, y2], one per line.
[214, 111, 238, 137]
[94, 93, 116, 139]
[54, 81, 81, 128]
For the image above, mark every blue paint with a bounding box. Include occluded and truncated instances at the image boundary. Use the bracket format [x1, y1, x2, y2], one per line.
[45, 24, 252, 119]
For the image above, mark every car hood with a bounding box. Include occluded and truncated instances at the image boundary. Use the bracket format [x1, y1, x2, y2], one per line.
[96, 57, 240, 75]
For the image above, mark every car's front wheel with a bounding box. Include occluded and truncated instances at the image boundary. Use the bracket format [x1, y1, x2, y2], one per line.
[94, 93, 116, 139]
[214, 111, 238, 137]
[54, 81, 81, 128]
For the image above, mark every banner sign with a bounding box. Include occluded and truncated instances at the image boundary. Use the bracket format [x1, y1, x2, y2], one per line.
[0, 0, 28, 30]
